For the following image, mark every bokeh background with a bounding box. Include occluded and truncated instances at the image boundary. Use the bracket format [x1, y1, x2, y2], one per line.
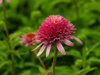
[0, 0, 100, 75]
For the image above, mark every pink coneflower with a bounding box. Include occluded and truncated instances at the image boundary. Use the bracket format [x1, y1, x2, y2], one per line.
[19, 33, 37, 47]
[0, 0, 10, 3]
[32, 15, 83, 57]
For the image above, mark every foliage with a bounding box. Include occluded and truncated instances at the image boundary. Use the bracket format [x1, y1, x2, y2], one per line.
[0, 0, 100, 75]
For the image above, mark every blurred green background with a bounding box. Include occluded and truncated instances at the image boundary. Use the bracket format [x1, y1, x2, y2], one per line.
[0, 0, 100, 75]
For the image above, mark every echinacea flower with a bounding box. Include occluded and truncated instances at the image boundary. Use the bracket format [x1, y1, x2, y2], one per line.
[32, 15, 83, 57]
[19, 33, 37, 47]
[0, 0, 10, 3]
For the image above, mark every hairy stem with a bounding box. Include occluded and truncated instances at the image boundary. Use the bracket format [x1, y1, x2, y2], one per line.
[52, 43, 58, 75]
[2, 0, 15, 75]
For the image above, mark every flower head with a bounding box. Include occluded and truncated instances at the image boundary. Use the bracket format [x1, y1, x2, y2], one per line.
[0, 0, 10, 4]
[32, 15, 83, 57]
[19, 33, 37, 47]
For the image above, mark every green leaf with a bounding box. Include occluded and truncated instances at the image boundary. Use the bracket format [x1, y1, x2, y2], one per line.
[24, 62, 38, 68]
[9, 0, 20, 10]
[38, 66, 45, 73]
[0, 61, 9, 68]
[10, 31, 22, 47]
[88, 57, 100, 64]
[66, 49, 82, 58]
[14, 50, 21, 59]
[75, 59, 83, 67]
[44, 66, 52, 75]
[19, 69, 40, 75]
[0, 20, 4, 31]
[55, 66, 74, 75]
[86, 42, 100, 56]
[73, 67, 97, 75]
[31, 10, 42, 20]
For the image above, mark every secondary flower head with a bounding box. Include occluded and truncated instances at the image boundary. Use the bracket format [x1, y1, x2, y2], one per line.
[0, 0, 10, 3]
[19, 33, 37, 47]
[32, 15, 83, 57]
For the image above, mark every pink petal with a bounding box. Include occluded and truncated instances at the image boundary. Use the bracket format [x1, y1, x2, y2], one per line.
[70, 36, 83, 44]
[43, 41, 48, 44]
[7, 0, 10, 2]
[37, 43, 47, 56]
[31, 42, 43, 51]
[56, 41, 66, 55]
[32, 42, 35, 45]
[25, 43, 30, 47]
[46, 43, 52, 57]
[63, 39, 74, 46]
[19, 41, 24, 43]
[0, 0, 2, 3]
[36, 39, 41, 42]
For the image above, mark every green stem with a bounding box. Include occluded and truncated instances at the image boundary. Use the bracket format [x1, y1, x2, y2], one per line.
[28, 0, 32, 12]
[82, 46, 87, 69]
[32, 51, 36, 63]
[34, 51, 47, 70]
[2, 0, 15, 75]
[2, 0, 9, 39]
[0, 27, 7, 41]
[52, 43, 58, 75]
[74, 0, 79, 27]
[34, 51, 49, 75]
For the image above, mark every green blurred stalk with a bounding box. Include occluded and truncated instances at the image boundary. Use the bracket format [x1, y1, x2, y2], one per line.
[34, 51, 47, 70]
[2, 0, 15, 75]
[52, 43, 58, 75]
[82, 45, 87, 69]
[20, 0, 24, 13]
[2, 0, 9, 39]
[32, 51, 36, 63]
[34, 51, 49, 75]
[74, 0, 79, 27]
[28, 0, 32, 12]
